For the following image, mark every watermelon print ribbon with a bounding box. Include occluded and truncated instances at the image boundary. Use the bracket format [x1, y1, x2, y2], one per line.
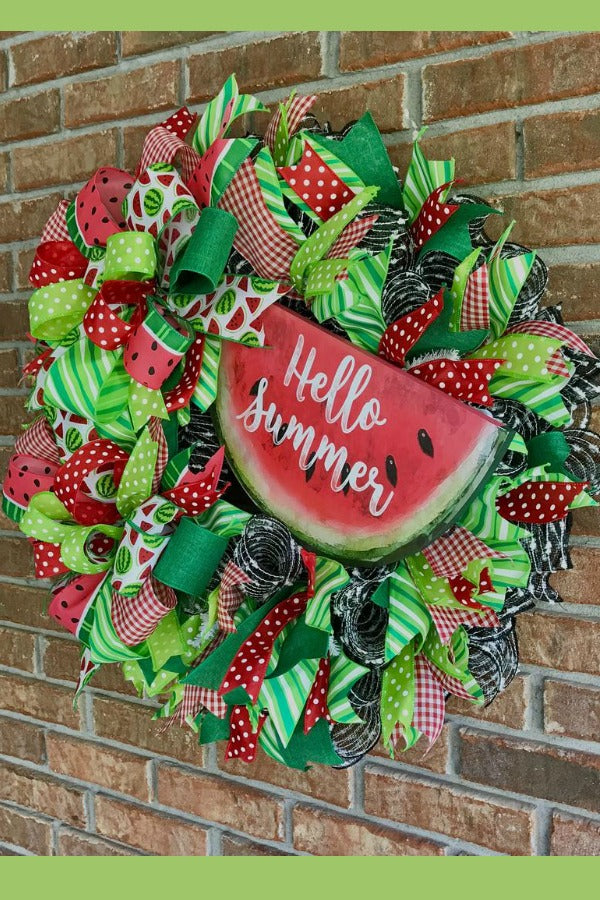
[8, 75, 600, 774]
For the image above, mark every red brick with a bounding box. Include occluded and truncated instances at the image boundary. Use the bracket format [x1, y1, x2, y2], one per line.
[310, 76, 405, 134]
[570, 505, 600, 537]
[0, 672, 82, 729]
[157, 765, 284, 841]
[550, 812, 600, 855]
[0, 349, 20, 388]
[57, 826, 137, 856]
[544, 263, 600, 323]
[0, 716, 45, 763]
[15, 247, 35, 292]
[0, 534, 34, 575]
[122, 32, 218, 56]
[550, 548, 600, 605]
[221, 833, 290, 856]
[11, 32, 116, 86]
[0, 626, 36, 672]
[46, 734, 150, 801]
[0, 302, 29, 340]
[447, 675, 528, 729]
[0, 193, 62, 243]
[0, 583, 57, 631]
[517, 611, 600, 676]
[485, 184, 600, 248]
[41, 635, 138, 695]
[524, 108, 600, 179]
[219, 745, 350, 807]
[188, 33, 322, 103]
[0, 251, 12, 293]
[95, 796, 207, 855]
[424, 35, 600, 122]
[0, 761, 86, 826]
[339, 31, 512, 71]
[0, 803, 52, 855]
[93, 697, 205, 766]
[544, 680, 600, 743]
[459, 729, 600, 812]
[0, 90, 60, 142]
[64, 61, 180, 128]
[293, 805, 445, 856]
[12, 129, 118, 191]
[0, 152, 8, 193]
[389, 121, 517, 187]
[364, 766, 533, 855]
[369, 723, 449, 773]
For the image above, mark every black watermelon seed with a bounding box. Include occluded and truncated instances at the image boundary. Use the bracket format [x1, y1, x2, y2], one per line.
[102, 216, 109, 224]
[341, 462, 351, 496]
[22, 465, 28, 471]
[61, 601, 68, 608]
[8, 487, 14, 496]
[75, 584, 84, 592]
[167, 359, 174, 367]
[102, 176, 109, 184]
[131, 352, 138, 361]
[44, 467, 51, 474]
[71, 617, 78, 624]
[148, 366, 155, 376]
[273, 422, 288, 445]
[151, 341, 158, 351]
[418, 428, 434, 458]
[109, 196, 118, 203]
[305, 452, 317, 483]
[91, 206, 97, 215]
[385, 455, 398, 487]
[124, 182, 133, 189]
[33, 478, 40, 488]
[23, 493, 29, 502]
[83, 222, 89, 231]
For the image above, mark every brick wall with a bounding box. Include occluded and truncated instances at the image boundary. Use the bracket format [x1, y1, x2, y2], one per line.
[0, 30, 599, 856]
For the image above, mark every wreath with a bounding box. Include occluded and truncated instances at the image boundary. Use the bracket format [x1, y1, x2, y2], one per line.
[4, 75, 600, 770]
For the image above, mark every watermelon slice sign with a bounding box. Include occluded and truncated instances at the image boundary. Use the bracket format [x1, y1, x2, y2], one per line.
[216, 305, 511, 564]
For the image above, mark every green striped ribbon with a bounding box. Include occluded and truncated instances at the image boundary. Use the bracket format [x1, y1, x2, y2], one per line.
[193, 74, 268, 154]
[43, 336, 136, 448]
[385, 562, 432, 661]
[84, 577, 147, 665]
[259, 657, 319, 748]
[193, 335, 222, 412]
[210, 138, 258, 206]
[402, 130, 455, 223]
[104, 232, 156, 282]
[423, 627, 484, 703]
[488, 372, 572, 426]
[448, 247, 481, 331]
[194, 499, 251, 538]
[254, 147, 306, 243]
[327, 651, 369, 724]
[305, 557, 350, 633]
[29, 280, 96, 342]
[488, 224, 536, 338]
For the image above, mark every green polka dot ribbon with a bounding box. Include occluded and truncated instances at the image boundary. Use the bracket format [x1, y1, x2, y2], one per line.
[289, 185, 379, 294]
[116, 426, 158, 518]
[381, 642, 416, 746]
[29, 280, 96, 342]
[20, 492, 122, 575]
[470, 332, 566, 382]
[104, 232, 157, 282]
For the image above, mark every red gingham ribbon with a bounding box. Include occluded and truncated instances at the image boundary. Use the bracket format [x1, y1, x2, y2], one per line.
[217, 560, 251, 633]
[137, 114, 201, 183]
[423, 526, 507, 579]
[428, 604, 499, 646]
[14, 416, 61, 464]
[218, 157, 299, 281]
[111, 576, 177, 646]
[506, 319, 595, 358]
[328, 214, 379, 259]
[40, 200, 71, 243]
[460, 263, 490, 331]
[264, 93, 317, 155]
[410, 654, 445, 745]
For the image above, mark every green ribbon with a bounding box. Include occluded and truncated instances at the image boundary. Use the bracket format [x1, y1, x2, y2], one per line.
[153, 517, 228, 596]
[381, 641, 416, 748]
[21, 492, 122, 574]
[115, 426, 158, 518]
[169, 206, 238, 295]
[471, 333, 564, 382]
[29, 279, 96, 341]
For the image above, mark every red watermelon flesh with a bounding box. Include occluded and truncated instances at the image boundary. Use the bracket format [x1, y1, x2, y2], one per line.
[215, 304, 511, 564]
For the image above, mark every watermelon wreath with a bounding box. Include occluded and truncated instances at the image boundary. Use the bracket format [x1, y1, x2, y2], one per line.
[5, 75, 600, 770]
